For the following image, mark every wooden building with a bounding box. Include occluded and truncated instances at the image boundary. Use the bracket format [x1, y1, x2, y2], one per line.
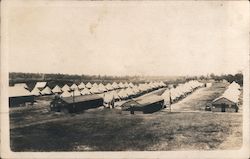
[9, 86, 34, 107]
[50, 94, 103, 113]
[121, 95, 164, 114]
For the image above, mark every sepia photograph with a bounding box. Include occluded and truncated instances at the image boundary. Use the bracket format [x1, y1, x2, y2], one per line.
[1, 0, 249, 159]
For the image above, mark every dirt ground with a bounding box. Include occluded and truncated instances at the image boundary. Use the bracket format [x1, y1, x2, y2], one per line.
[10, 82, 243, 151]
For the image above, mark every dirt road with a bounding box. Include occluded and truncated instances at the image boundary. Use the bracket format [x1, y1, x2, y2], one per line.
[170, 83, 228, 112]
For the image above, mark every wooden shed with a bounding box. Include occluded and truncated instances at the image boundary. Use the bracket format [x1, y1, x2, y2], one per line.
[9, 86, 34, 107]
[121, 95, 164, 114]
[212, 97, 239, 112]
[50, 94, 103, 113]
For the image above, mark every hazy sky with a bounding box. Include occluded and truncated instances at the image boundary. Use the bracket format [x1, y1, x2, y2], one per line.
[6, 1, 249, 76]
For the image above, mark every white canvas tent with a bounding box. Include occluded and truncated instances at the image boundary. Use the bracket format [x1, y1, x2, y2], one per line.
[52, 85, 62, 93]
[98, 83, 107, 93]
[131, 86, 140, 94]
[128, 82, 134, 88]
[118, 89, 128, 99]
[125, 88, 134, 96]
[118, 82, 125, 88]
[78, 82, 86, 89]
[86, 82, 92, 89]
[228, 81, 240, 90]
[161, 89, 171, 105]
[62, 84, 70, 92]
[110, 90, 120, 100]
[70, 83, 78, 90]
[31, 87, 41, 96]
[92, 83, 98, 88]
[105, 83, 114, 91]
[41, 86, 52, 95]
[123, 82, 129, 88]
[60, 90, 71, 97]
[34, 82, 47, 90]
[103, 92, 115, 103]
[71, 89, 81, 96]
[80, 88, 91, 95]
[89, 87, 101, 94]
[112, 82, 119, 89]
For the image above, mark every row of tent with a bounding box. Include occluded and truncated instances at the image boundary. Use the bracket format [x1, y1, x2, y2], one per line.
[10, 81, 167, 97]
[212, 81, 241, 104]
[60, 81, 167, 99]
[161, 80, 204, 105]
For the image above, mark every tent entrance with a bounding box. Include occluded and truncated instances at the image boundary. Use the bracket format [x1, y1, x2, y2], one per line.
[221, 104, 226, 112]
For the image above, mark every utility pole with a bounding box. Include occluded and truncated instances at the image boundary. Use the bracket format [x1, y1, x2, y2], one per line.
[169, 92, 172, 112]
[69, 88, 76, 112]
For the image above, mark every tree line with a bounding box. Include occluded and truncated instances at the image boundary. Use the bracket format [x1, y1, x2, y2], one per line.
[9, 72, 243, 89]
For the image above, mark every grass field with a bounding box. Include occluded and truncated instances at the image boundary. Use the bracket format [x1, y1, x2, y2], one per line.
[10, 82, 243, 151]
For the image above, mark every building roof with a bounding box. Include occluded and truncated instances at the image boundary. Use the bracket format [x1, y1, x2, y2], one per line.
[213, 86, 240, 104]
[122, 95, 163, 108]
[35, 82, 47, 88]
[135, 95, 164, 107]
[14, 83, 28, 89]
[61, 94, 103, 104]
[9, 86, 33, 97]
